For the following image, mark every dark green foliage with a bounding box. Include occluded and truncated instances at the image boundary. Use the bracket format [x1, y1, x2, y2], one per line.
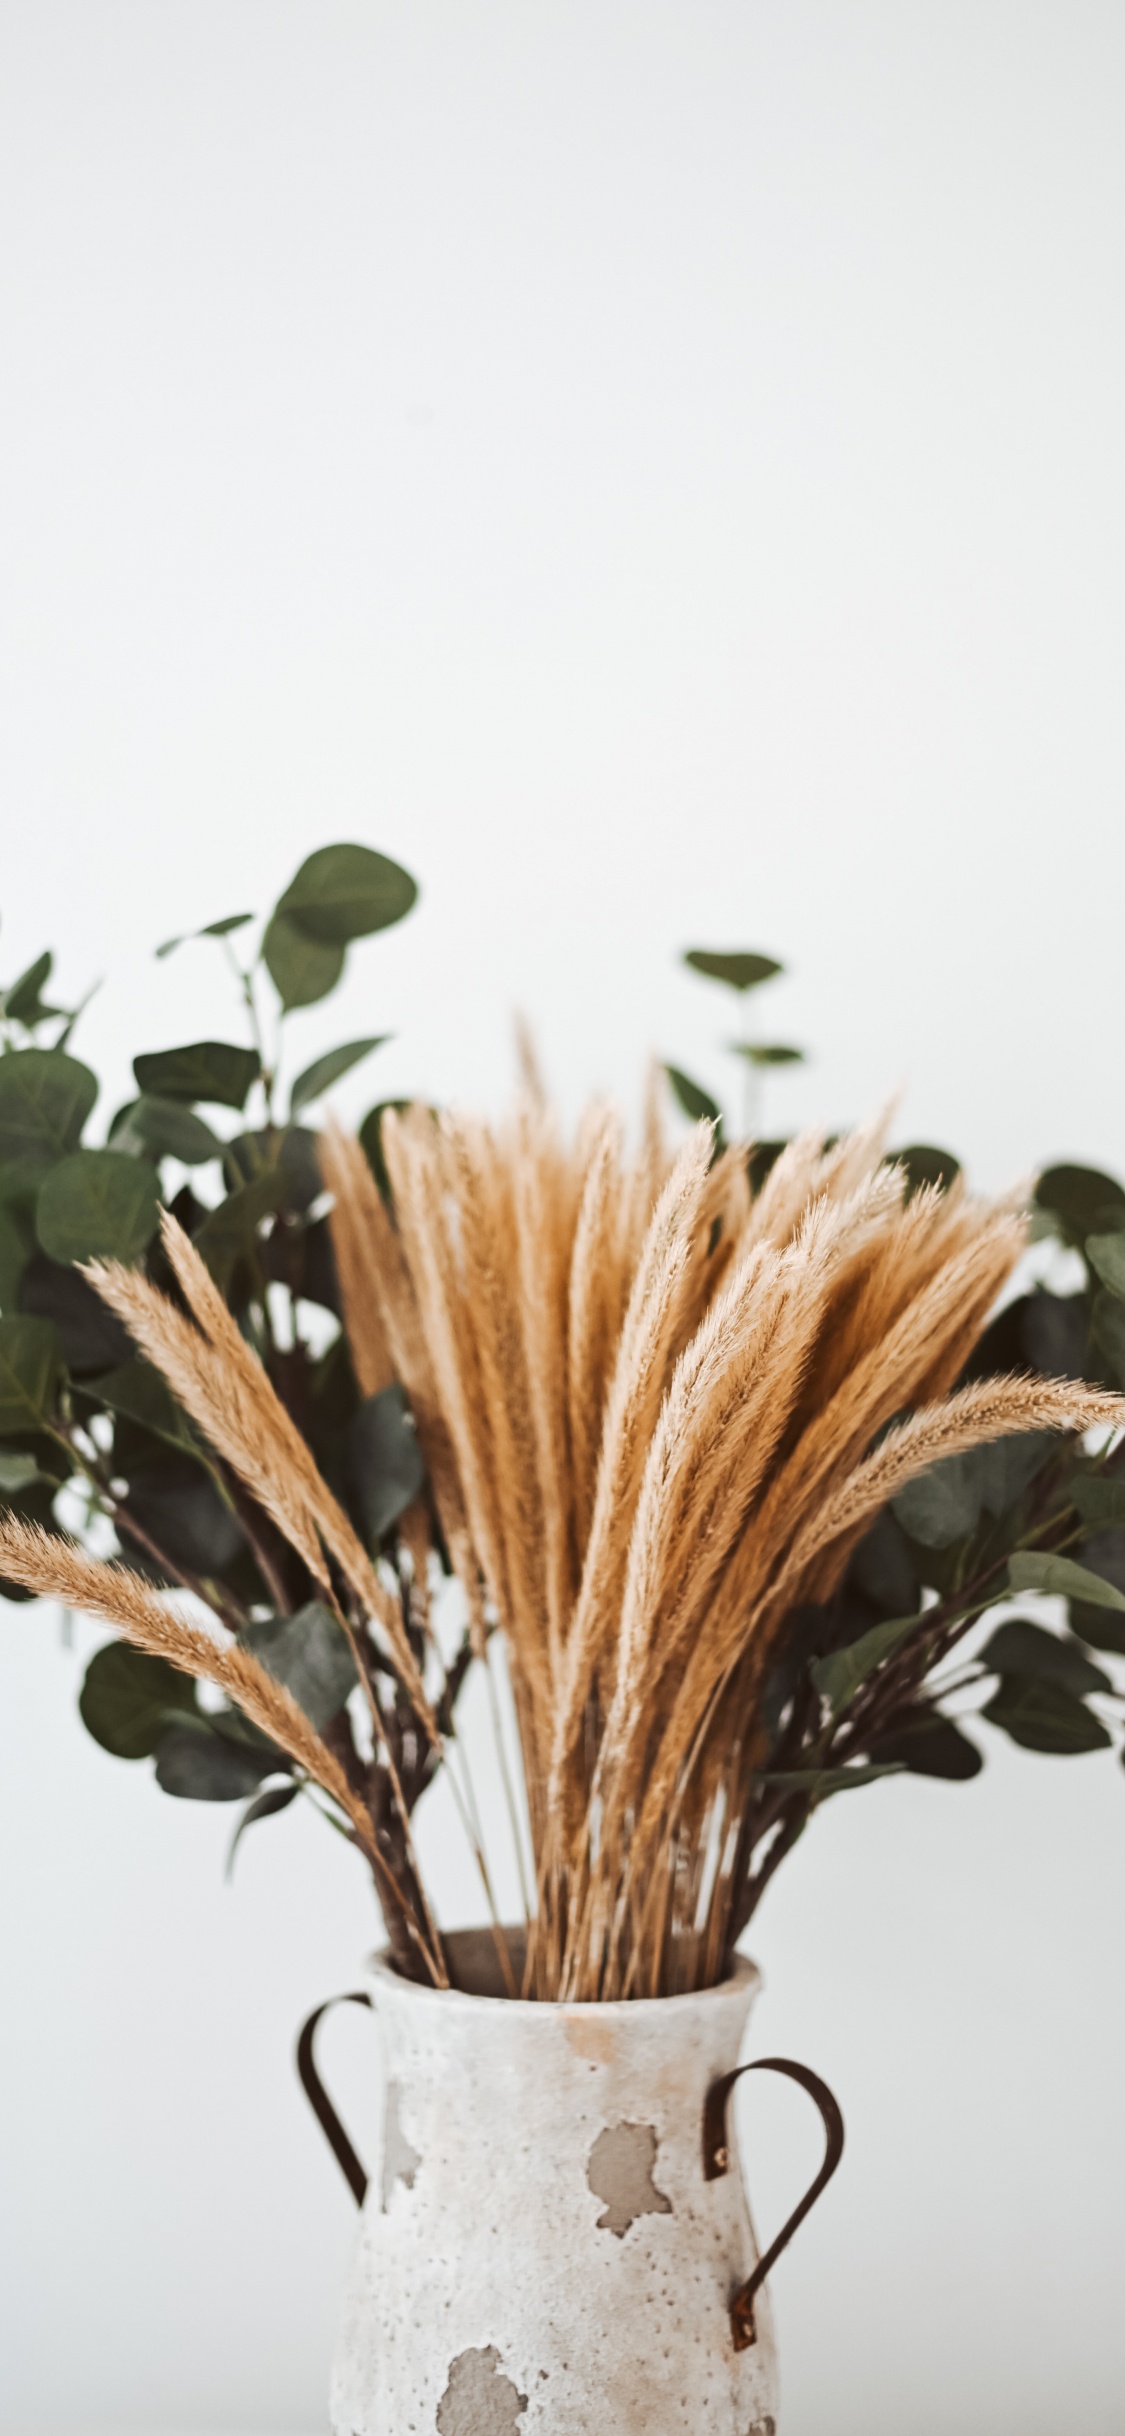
[360, 1101, 412, 1201]
[154, 1725, 288, 1800]
[663, 1066, 723, 1128]
[133, 1042, 261, 1109]
[978, 1618, 1110, 1696]
[0, 1048, 97, 1177]
[36, 1150, 160, 1266]
[242, 1603, 357, 1730]
[290, 1038, 389, 1115]
[349, 1384, 426, 1543]
[981, 1678, 1111, 1756]
[1035, 1163, 1125, 1247]
[111, 1096, 224, 1165]
[275, 845, 417, 944]
[870, 1715, 983, 1780]
[263, 913, 345, 1010]
[80, 1643, 199, 1758]
[18, 1256, 133, 1372]
[891, 1144, 962, 1197]
[684, 950, 781, 992]
[0, 844, 432, 1873]
[0, 1315, 60, 1434]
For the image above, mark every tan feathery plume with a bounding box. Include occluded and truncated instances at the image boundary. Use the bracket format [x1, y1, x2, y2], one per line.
[85, 1214, 435, 1736]
[549, 1122, 724, 1799]
[0, 1519, 367, 1843]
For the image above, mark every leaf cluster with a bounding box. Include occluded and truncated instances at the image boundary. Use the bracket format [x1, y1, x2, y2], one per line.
[0, 844, 471, 1889]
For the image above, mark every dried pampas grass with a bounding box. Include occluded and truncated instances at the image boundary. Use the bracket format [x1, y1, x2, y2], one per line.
[21, 1076, 1125, 2005]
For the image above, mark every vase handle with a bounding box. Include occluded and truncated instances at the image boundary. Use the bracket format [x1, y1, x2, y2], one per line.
[296, 1992, 373, 2207]
[702, 2055, 845, 2352]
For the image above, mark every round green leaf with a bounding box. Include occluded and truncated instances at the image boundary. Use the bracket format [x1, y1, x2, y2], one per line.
[132, 1041, 260, 1109]
[891, 1144, 962, 1199]
[348, 1384, 426, 1543]
[263, 910, 345, 1011]
[0, 1314, 61, 1434]
[1086, 1231, 1125, 1301]
[981, 1677, 1111, 1755]
[154, 1723, 283, 1800]
[80, 1641, 197, 1759]
[275, 844, 418, 946]
[115, 1096, 224, 1165]
[36, 1151, 160, 1267]
[893, 1452, 982, 1548]
[241, 1602, 357, 1730]
[0, 1048, 97, 1169]
[979, 1618, 1111, 1697]
[683, 950, 782, 992]
[1036, 1164, 1125, 1248]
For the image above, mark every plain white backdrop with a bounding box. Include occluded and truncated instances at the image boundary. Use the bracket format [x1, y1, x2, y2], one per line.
[2, 6, 1125, 2431]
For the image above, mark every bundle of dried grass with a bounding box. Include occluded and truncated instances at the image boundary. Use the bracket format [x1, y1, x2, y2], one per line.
[365, 1097, 1125, 1999]
[10, 1094, 1124, 2005]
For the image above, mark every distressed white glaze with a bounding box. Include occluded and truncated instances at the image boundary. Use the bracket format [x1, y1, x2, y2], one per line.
[330, 1929, 778, 2436]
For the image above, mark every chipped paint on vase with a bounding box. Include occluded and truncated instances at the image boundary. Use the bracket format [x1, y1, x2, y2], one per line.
[330, 1928, 779, 2435]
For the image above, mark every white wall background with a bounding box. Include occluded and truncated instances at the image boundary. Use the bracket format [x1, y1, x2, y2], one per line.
[1, 5, 1124, 2432]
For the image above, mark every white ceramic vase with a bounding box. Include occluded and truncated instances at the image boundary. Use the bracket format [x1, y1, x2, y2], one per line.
[300, 1928, 840, 2436]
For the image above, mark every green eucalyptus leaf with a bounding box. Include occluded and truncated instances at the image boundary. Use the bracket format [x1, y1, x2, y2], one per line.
[727, 1042, 804, 1067]
[88, 1361, 200, 1457]
[0, 1048, 97, 1172]
[870, 1714, 983, 1780]
[113, 1096, 224, 1166]
[348, 1383, 426, 1543]
[154, 1723, 284, 1800]
[757, 1764, 903, 1799]
[891, 1144, 963, 1198]
[973, 1432, 1056, 1519]
[156, 913, 254, 959]
[979, 1617, 1111, 1696]
[663, 1066, 723, 1128]
[0, 1314, 60, 1434]
[193, 1167, 287, 1291]
[811, 1612, 921, 1717]
[981, 1676, 1111, 1755]
[133, 1042, 260, 1110]
[241, 1602, 357, 1731]
[262, 911, 345, 1011]
[118, 1462, 245, 1580]
[225, 1779, 300, 1877]
[359, 1101, 412, 1201]
[0, 1199, 34, 1312]
[289, 1037, 390, 1115]
[683, 949, 782, 992]
[1008, 1550, 1125, 1613]
[1087, 1232, 1125, 1301]
[4, 951, 62, 1027]
[275, 844, 418, 946]
[1070, 1603, 1125, 1657]
[893, 1453, 981, 1548]
[1035, 1164, 1125, 1248]
[0, 1449, 48, 1494]
[1072, 1476, 1125, 1530]
[1091, 1289, 1125, 1389]
[79, 1641, 197, 1758]
[18, 1255, 132, 1374]
[36, 1151, 160, 1267]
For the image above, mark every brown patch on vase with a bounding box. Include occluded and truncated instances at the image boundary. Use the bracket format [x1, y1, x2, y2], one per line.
[435, 2346, 528, 2434]
[586, 2120, 673, 2237]
[563, 2012, 616, 2066]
